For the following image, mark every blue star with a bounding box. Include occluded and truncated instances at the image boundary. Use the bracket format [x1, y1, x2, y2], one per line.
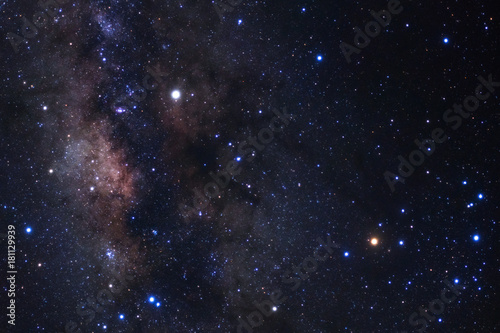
[149, 296, 155, 303]
[443, 38, 449, 44]
[317, 55, 323, 61]
[473, 235, 479, 242]
[344, 251, 349, 257]
[119, 314, 124, 320]
[399, 240, 404, 246]
[26, 227, 32, 233]
[478, 193, 483, 199]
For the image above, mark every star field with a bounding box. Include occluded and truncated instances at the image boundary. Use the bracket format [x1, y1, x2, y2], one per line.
[0, 0, 498, 332]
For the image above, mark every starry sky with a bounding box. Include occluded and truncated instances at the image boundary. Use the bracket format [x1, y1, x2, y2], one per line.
[0, 0, 498, 332]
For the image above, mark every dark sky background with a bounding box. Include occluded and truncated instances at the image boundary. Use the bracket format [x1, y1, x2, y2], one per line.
[0, 0, 498, 332]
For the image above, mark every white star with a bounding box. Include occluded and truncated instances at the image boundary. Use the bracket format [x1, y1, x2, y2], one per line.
[171, 90, 181, 99]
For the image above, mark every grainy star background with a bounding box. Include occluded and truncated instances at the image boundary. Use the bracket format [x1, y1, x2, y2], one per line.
[0, 0, 498, 332]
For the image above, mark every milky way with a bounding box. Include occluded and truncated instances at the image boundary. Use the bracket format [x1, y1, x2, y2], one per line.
[1, 0, 498, 332]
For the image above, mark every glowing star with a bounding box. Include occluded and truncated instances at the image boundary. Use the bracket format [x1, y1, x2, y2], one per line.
[171, 90, 181, 99]
[156, 302, 161, 307]
[115, 107, 126, 114]
[344, 251, 349, 257]
[443, 38, 449, 43]
[49, 169, 54, 174]
[119, 314, 124, 320]
[473, 235, 479, 242]
[272, 306, 277, 311]
[478, 193, 483, 199]
[399, 240, 404, 245]
[370, 238, 378, 246]
[317, 55, 323, 61]
[149, 296, 155, 303]
[26, 227, 32, 233]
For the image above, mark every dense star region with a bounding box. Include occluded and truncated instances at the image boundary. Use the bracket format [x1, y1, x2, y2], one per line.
[0, 0, 498, 332]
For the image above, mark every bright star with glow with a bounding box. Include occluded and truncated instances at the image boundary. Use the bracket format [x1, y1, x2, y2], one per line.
[344, 251, 349, 257]
[370, 238, 378, 246]
[171, 90, 181, 99]
[119, 314, 124, 320]
[454, 279, 459, 284]
[473, 235, 479, 242]
[399, 240, 404, 245]
[317, 55, 323, 61]
[156, 302, 161, 307]
[443, 38, 449, 43]
[26, 227, 32, 233]
[272, 306, 277, 311]
[478, 193, 483, 199]
[149, 296, 155, 303]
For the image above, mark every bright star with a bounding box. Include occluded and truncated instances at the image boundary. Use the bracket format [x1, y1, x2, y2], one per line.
[156, 302, 161, 307]
[370, 238, 378, 246]
[443, 38, 449, 43]
[344, 252, 349, 257]
[473, 235, 479, 242]
[399, 240, 404, 245]
[26, 227, 32, 233]
[272, 306, 277, 311]
[478, 193, 483, 199]
[171, 90, 181, 99]
[149, 297, 155, 303]
[317, 55, 322, 61]
[119, 314, 124, 320]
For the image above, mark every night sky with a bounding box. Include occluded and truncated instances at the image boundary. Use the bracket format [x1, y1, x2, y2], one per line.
[0, 0, 498, 332]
